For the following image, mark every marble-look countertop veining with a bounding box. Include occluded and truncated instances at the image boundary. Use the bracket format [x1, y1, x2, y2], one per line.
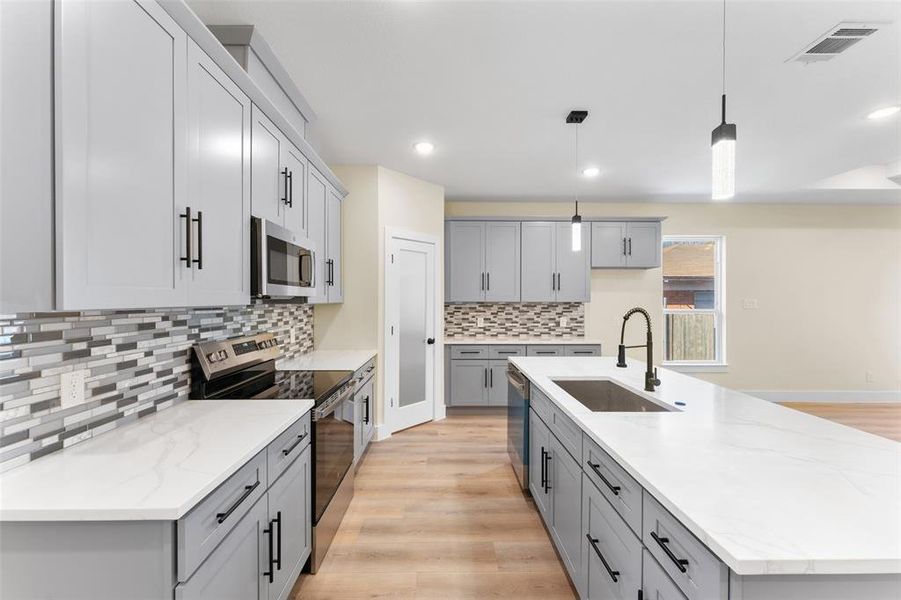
[510, 356, 901, 576]
[445, 337, 602, 345]
[0, 400, 314, 521]
[277, 349, 377, 373]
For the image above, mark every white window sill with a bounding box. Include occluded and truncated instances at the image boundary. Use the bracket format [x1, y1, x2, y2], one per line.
[663, 363, 729, 373]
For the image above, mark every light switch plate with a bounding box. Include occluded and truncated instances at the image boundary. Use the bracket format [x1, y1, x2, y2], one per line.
[559, 317, 568, 327]
[476, 317, 485, 328]
[290, 328, 296, 344]
[742, 298, 759, 310]
[60, 369, 87, 409]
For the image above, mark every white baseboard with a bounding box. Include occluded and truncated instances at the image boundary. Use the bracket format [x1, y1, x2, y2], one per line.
[743, 390, 901, 404]
[374, 424, 392, 441]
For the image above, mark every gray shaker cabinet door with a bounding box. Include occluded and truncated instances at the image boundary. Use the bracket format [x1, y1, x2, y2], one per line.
[250, 105, 285, 227]
[449, 360, 488, 406]
[186, 40, 251, 307]
[520, 222, 556, 302]
[175, 495, 269, 600]
[643, 550, 689, 600]
[281, 143, 308, 239]
[56, 0, 188, 309]
[446, 221, 485, 302]
[484, 221, 521, 302]
[326, 189, 343, 303]
[306, 167, 328, 303]
[487, 360, 508, 406]
[590, 222, 628, 268]
[626, 222, 661, 268]
[528, 409, 552, 520]
[268, 446, 312, 600]
[550, 434, 583, 591]
[555, 222, 590, 302]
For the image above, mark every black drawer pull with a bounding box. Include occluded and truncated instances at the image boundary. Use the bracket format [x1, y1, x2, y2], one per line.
[586, 534, 620, 582]
[459, 351, 480, 355]
[263, 520, 274, 583]
[543, 452, 552, 492]
[651, 531, 689, 573]
[282, 431, 309, 456]
[216, 480, 259, 524]
[274, 510, 282, 570]
[540, 447, 546, 489]
[587, 461, 621, 495]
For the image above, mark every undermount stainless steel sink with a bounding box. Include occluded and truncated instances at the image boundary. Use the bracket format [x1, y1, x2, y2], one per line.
[552, 379, 674, 412]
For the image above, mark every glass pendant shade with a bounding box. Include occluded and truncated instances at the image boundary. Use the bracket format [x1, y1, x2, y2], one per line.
[711, 94, 736, 200]
[571, 213, 582, 251]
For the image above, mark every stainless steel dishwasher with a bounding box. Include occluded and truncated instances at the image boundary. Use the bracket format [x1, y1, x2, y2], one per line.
[506, 364, 530, 490]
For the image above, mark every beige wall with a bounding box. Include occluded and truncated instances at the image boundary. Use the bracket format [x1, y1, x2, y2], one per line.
[446, 201, 901, 392]
[315, 166, 446, 428]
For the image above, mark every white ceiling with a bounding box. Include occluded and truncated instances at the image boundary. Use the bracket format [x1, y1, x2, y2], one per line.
[187, 0, 901, 203]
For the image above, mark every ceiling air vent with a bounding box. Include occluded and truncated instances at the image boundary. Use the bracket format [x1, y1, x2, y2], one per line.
[788, 22, 886, 63]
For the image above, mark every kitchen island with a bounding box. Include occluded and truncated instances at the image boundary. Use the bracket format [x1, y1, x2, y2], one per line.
[512, 356, 900, 599]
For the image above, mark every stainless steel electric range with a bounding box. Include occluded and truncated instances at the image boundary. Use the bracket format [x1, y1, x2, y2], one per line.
[191, 332, 355, 574]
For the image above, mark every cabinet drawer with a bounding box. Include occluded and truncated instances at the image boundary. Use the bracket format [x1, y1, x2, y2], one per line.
[450, 345, 489, 359]
[488, 345, 526, 359]
[564, 345, 601, 357]
[643, 494, 728, 600]
[643, 549, 688, 600]
[582, 472, 642, 600]
[178, 450, 268, 581]
[550, 403, 581, 463]
[530, 386, 554, 427]
[267, 413, 311, 483]
[583, 435, 642, 536]
[527, 345, 565, 357]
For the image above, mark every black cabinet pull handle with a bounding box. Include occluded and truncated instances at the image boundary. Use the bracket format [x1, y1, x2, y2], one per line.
[263, 520, 274, 583]
[216, 480, 259, 524]
[623, 237, 627, 256]
[287, 170, 294, 207]
[557, 273, 561, 290]
[587, 461, 621, 495]
[540, 447, 546, 489]
[460, 351, 480, 355]
[484, 367, 488, 389]
[586, 534, 620, 582]
[628, 237, 632, 255]
[364, 395, 370, 424]
[282, 431, 308, 456]
[544, 452, 552, 493]
[651, 531, 689, 573]
[486, 272, 490, 291]
[180, 206, 192, 266]
[551, 272, 556, 291]
[193, 211, 203, 269]
[281, 168, 289, 206]
[274, 510, 282, 570]
[481, 272, 485, 291]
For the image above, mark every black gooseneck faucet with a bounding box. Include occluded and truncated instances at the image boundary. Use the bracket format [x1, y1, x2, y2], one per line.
[616, 307, 661, 392]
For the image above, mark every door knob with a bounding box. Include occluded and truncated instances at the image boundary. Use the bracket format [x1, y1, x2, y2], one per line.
[426, 338, 435, 345]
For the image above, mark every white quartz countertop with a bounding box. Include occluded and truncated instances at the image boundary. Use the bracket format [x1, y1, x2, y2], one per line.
[277, 349, 376, 373]
[510, 356, 901, 576]
[0, 400, 314, 522]
[445, 337, 602, 345]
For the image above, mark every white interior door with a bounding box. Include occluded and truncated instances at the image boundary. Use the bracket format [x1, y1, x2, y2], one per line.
[386, 234, 437, 433]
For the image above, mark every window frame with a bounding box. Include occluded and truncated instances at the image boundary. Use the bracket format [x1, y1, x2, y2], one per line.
[661, 235, 727, 370]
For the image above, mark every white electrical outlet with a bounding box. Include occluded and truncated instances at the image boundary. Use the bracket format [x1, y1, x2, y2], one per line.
[559, 317, 568, 327]
[476, 317, 485, 328]
[290, 328, 296, 344]
[742, 298, 759, 310]
[60, 369, 87, 409]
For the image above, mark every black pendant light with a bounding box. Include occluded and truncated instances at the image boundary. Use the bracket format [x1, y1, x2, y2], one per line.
[711, 0, 736, 199]
[567, 110, 588, 251]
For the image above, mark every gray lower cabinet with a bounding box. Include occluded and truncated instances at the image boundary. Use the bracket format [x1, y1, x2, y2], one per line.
[528, 408, 552, 519]
[354, 373, 375, 466]
[450, 359, 490, 406]
[267, 445, 312, 600]
[549, 434, 583, 594]
[643, 549, 688, 600]
[488, 361, 508, 406]
[591, 221, 661, 269]
[582, 473, 642, 600]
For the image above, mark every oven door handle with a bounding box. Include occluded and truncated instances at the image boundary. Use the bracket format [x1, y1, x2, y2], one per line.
[313, 385, 355, 421]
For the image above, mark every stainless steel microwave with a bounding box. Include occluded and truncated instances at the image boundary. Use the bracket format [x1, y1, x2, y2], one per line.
[251, 217, 316, 298]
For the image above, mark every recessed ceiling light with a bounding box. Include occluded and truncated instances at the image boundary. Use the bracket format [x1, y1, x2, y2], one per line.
[413, 141, 434, 155]
[867, 105, 900, 120]
[582, 167, 601, 178]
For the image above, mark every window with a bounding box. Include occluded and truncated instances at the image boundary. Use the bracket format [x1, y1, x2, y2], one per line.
[662, 236, 725, 367]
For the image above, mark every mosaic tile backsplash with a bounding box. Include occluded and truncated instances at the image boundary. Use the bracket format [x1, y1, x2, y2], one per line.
[0, 302, 313, 472]
[444, 303, 584, 338]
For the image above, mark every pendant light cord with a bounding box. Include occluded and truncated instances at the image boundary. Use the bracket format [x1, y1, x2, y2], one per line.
[721, 0, 727, 122]
[574, 124, 580, 207]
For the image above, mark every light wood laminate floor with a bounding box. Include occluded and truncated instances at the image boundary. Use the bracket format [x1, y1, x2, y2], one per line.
[292, 402, 900, 599]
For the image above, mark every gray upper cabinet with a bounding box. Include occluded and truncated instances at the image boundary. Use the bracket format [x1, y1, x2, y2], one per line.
[521, 222, 590, 302]
[249, 106, 306, 234]
[591, 221, 661, 268]
[281, 144, 308, 237]
[307, 170, 342, 304]
[446, 221, 521, 302]
[485, 222, 521, 302]
[56, 0, 189, 309]
[554, 222, 591, 302]
[326, 188, 343, 303]
[186, 40, 251, 306]
[446, 221, 485, 302]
